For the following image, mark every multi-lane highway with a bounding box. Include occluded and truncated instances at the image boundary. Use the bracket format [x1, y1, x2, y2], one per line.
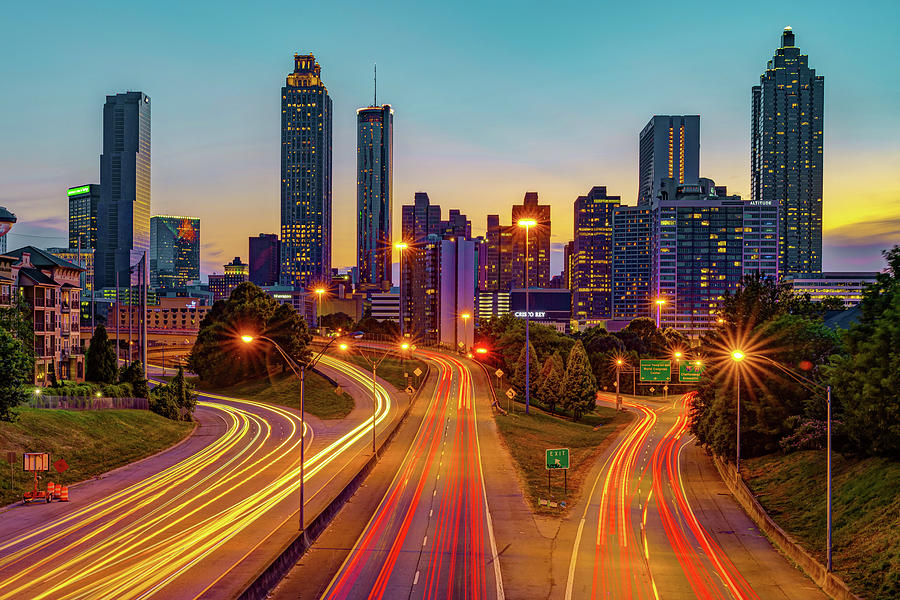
[0, 356, 396, 600]
[564, 392, 828, 600]
[322, 350, 504, 600]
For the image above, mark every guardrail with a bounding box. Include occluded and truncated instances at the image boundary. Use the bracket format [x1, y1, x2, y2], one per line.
[26, 396, 149, 411]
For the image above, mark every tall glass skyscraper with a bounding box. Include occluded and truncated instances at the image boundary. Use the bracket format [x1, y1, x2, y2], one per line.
[572, 186, 620, 321]
[752, 27, 824, 275]
[638, 115, 700, 205]
[280, 54, 332, 289]
[67, 184, 100, 250]
[357, 104, 393, 290]
[95, 91, 151, 290]
[149, 215, 200, 289]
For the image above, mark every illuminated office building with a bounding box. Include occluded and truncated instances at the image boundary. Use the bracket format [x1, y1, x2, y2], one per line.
[572, 186, 620, 321]
[281, 54, 332, 288]
[752, 27, 824, 275]
[357, 104, 393, 290]
[638, 115, 700, 205]
[67, 184, 100, 251]
[483, 192, 551, 292]
[95, 91, 151, 290]
[209, 257, 249, 302]
[249, 233, 281, 287]
[612, 205, 652, 320]
[150, 215, 200, 289]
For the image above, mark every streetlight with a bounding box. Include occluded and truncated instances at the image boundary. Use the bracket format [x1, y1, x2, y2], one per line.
[655, 298, 667, 329]
[460, 311, 471, 352]
[395, 242, 408, 338]
[615, 358, 625, 411]
[517, 217, 537, 415]
[313, 287, 326, 333]
[339, 337, 409, 454]
[241, 331, 352, 537]
[730, 349, 745, 475]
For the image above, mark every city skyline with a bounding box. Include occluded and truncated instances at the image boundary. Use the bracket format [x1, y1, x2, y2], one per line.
[2, 1, 898, 278]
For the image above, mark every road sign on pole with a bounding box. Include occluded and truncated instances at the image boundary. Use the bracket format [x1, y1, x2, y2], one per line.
[640, 359, 671, 382]
[495, 369, 504, 379]
[545, 448, 570, 470]
[679, 362, 704, 382]
[506, 388, 516, 399]
[413, 367, 423, 378]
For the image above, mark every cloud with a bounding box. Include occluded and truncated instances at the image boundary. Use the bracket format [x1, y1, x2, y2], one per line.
[823, 215, 900, 271]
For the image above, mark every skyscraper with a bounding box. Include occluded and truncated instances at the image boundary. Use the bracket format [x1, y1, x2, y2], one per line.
[752, 27, 824, 275]
[149, 215, 200, 289]
[209, 257, 249, 302]
[356, 104, 393, 290]
[281, 54, 332, 288]
[612, 204, 652, 320]
[400, 193, 442, 343]
[572, 186, 621, 321]
[249, 233, 281, 287]
[511, 192, 551, 289]
[67, 184, 100, 250]
[638, 115, 700, 204]
[95, 91, 151, 290]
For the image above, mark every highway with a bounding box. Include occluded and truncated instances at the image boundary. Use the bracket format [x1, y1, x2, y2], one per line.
[322, 350, 504, 600]
[0, 355, 397, 600]
[563, 392, 828, 600]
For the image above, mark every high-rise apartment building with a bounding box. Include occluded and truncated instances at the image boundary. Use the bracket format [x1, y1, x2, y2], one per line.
[638, 115, 700, 205]
[612, 204, 652, 320]
[249, 233, 281, 287]
[209, 257, 249, 302]
[149, 216, 200, 289]
[95, 91, 151, 290]
[281, 54, 332, 288]
[67, 184, 100, 251]
[357, 104, 393, 290]
[511, 192, 551, 289]
[650, 178, 779, 337]
[439, 237, 477, 350]
[752, 27, 824, 275]
[572, 186, 621, 321]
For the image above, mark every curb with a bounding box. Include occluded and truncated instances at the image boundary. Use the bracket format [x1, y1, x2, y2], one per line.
[235, 362, 433, 600]
[711, 455, 861, 600]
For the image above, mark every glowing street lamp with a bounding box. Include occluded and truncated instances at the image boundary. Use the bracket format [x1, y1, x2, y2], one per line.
[395, 241, 408, 336]
[655, 298, 667, 329]
[460, 311, 471, 352]
[517, 218, 537, 415]
[730, 349, 746, 473]
[614, 358, 626, 411]
[313, 288, 326, 332]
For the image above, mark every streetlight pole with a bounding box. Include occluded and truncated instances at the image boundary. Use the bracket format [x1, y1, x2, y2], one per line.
[241, 333, 347, 537]
[730, 350, 745, 473]
[518, 218, 536, 415]
[615, 359, 623, 411]
[826, 384, 832, 572]
[460, 312, 471, 353]
[314, 288, 325, 333]
[395, 242, 407, 338]
[655, 298, 666, 329]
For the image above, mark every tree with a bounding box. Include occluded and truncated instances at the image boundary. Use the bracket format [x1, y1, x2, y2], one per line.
[86, 325, 118, 384]
[188, 282, 311, 386]
[0, 296, 33, 344]
[320, 311, 353, 332]
[0, 327, 35, 421]
[537, 352, 565, 413]
[119, 360, 149, 398]
[561, 341, 597, 421]
[825, 246, 900, 458]
[150, 367, 197, 421]
[511, 341, 539, 402]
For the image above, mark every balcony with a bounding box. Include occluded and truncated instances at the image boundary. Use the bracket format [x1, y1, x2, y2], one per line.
[34, 345, 51, 357]
[34, 322, 45, 332]
[60, 302, 71, 313]
[31, 297, 45, 307]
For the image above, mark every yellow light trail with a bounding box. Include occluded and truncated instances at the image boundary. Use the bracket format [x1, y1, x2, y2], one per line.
[0, 356, 392, 600]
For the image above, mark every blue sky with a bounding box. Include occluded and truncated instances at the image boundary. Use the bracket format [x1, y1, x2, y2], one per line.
[1, 0, 898, 276]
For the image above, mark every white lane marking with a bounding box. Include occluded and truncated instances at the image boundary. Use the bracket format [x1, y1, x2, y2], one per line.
[413, 571, 420, 585]
[423, 536, 428, 546]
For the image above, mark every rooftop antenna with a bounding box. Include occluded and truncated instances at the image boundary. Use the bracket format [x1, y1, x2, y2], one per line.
[374, 63, 377, 107]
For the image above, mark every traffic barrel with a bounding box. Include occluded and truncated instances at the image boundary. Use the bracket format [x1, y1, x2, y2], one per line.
[59, 486, 69, 502]
[47, 482, 55, 500]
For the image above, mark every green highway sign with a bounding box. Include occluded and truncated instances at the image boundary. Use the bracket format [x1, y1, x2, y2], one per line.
[640, 359, 671, 382]
[545, 448, 570, 470]
[679, 362, 705, 382]
[67, 186, 91, 196]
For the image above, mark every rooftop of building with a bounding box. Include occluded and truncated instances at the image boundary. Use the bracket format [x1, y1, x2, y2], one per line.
[5, 246, 84, 271]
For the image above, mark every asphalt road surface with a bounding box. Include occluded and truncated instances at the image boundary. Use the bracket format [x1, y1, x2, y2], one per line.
[0, 356, 399, 600]
[321, 350, 504, 600]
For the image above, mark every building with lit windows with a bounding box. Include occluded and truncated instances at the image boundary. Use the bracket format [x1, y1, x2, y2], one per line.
[209, 257, 249, 302]
[638, 115, 700, 205]
[572, 186, 620, 321]
[150, 215, 200, 289]
[651, 178, 779, 337]
[357, 104, 393, 291]
[784, 272, 877, 307]
[95, 92, 151, 291]
[612, 204, 652, 322]
[752, 27, 824, 275]
[482, 192, 551, 292]
[280, 54, 332, 288]
[67, 184, 100, 251]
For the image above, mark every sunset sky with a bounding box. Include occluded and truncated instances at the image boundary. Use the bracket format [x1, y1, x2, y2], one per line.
[2, 0, 898, 277]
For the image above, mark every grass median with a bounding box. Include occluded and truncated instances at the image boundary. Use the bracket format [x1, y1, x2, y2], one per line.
[0, 408, 193, 507]
[194, 369, 354, 420]
[494, 407, 633, 514]
[743, 451, 900, 599]
[340, 354, 428, 393]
